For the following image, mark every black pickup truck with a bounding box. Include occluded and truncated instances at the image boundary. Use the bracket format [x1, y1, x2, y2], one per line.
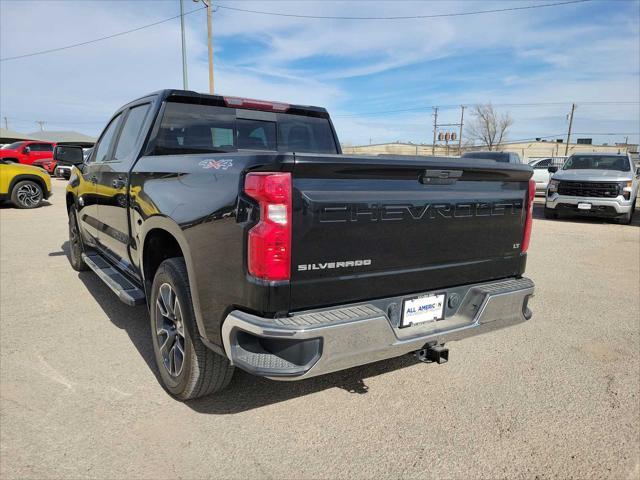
[57, 90, 536, 400]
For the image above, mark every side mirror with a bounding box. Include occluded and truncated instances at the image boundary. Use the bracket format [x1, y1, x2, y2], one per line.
[548, 166, 558, 173]
[23, 146, 31, 154]
[636, 167, 640, 175]
[54, 145, 84, 165]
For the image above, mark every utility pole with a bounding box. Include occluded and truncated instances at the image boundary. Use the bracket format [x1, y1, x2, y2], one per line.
[432, 107, 438, 156]
[564, 103, 575, 156]
[458, 105, 465, 155]
[179, 0, 188, 89]
[206, 1, 214, 94]
[2, 116, 8, 130]
[35, 121, 46, 132]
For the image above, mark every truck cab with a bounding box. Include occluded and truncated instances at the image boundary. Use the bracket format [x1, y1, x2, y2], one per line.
[0, 140, 55, 165]
[545, 153, 638, 224]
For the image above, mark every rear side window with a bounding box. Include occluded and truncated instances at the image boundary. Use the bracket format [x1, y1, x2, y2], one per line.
[114, 104, 151, 161]
[29, 143, 53, 152]
[152, 102, 337, 155]
[93, 114, 122, 163]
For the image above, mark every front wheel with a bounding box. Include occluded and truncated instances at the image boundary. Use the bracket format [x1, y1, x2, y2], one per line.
[616, 207, 634, 225]
[544, 207, 558, 219]
[11, 180, 43, 209]
[150, 258, 234, 400]
[68, 209, 89, 271]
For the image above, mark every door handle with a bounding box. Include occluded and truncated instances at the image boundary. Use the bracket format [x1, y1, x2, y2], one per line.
[90, 175, 98, 184]
[112, 179, 126, 189]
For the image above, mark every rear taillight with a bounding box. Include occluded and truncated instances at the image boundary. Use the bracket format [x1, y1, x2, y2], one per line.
[244, 172, 292, 281]
[521, 178, 536, 253]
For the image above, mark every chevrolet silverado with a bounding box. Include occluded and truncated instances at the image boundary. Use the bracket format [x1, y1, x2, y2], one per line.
[545, 153, 638, 224]
[57, 90, 536, 399]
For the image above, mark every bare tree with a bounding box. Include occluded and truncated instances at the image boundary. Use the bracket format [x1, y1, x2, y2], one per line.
[466, 104, 513, 151]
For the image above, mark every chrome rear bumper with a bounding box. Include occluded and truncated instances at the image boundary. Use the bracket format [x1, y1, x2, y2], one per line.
[221, 277, 534, 380]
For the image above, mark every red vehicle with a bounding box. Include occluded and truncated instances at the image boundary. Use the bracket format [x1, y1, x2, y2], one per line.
[32, 157, 57, 175]
[0, 141, 56, 166]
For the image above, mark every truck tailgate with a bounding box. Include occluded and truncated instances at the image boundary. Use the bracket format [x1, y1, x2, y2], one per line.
[290, 154, 533, 310]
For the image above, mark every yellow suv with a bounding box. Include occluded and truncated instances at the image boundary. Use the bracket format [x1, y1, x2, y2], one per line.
[0, 160, 52, 208]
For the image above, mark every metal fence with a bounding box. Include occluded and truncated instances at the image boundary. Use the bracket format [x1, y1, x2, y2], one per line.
[527, 156, 567, 168]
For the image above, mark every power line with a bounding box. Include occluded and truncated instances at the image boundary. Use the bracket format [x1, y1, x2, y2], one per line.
[0, 5, 206, 62]
[213, 0, 591, 20]
[334, 101, 640, 118]
[0, 0, 593, 62]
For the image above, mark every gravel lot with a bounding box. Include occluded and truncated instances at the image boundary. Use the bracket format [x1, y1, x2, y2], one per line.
[1, 179, 639, 479]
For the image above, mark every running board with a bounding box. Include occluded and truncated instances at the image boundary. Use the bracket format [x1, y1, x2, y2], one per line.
[81, 253, 146, 306]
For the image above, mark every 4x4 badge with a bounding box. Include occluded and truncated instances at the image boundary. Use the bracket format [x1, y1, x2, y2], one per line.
[199, 159, 233, 170]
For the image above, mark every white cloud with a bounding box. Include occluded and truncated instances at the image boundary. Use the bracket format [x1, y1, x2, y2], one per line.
[0, 0, 638, 145]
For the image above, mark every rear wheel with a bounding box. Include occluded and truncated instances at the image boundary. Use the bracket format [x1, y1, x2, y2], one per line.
[11, 180, 43, 209]
[150, 258, 234, 400]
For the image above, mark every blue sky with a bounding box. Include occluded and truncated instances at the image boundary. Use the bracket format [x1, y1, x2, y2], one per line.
[1, 0, 638, 146]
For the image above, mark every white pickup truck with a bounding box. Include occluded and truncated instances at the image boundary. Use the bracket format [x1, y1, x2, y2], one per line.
[545, 153, 639, 224]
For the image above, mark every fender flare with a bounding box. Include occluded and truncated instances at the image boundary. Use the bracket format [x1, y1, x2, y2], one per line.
[139, 216, 209, 344]
[8, 174, 49, 199]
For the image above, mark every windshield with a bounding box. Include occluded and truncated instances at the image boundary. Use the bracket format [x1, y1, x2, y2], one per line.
[152, 102, 338, 155]
[563, 155, 630, 172]
[2, 142, 24, 150]
[462, 151, 510, 162]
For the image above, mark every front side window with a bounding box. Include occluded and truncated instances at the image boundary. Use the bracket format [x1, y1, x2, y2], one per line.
[114, 104, 151, 161]
[563, 155, 630, 172]
[93, 114, 122, 163]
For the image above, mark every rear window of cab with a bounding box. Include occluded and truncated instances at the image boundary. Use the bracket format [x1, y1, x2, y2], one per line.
[152, 102, 338, 155]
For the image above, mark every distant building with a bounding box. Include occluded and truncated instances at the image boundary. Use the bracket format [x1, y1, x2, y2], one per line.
[27, 130, 96, 146]
[343, 140, 637, 161]
[0, 128, 37, 143]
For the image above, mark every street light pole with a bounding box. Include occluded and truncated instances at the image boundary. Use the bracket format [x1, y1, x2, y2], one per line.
[179, 0, 189, 89]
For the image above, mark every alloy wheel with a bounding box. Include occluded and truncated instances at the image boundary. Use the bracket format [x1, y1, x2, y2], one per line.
[16, 183, 41, 207]
[155, 283, 186, 377]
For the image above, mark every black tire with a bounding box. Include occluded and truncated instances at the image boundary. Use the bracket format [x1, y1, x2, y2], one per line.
[10, 180, 43, 209]
[616, 207, 634, 225]
[544, 207, 558, 219]
[68, 209, 89, 271]
[150, 258, 234, 400]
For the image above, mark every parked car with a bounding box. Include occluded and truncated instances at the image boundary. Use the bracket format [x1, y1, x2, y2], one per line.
[528, 157, 565, 194]
[462, 151, 522, 164]
[32, 157, 57, 176]
[545, 153, 639, 224]
[0, 159, 52, 208]
[59, 89, 536, 400]
[0, 140, 55, 165]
